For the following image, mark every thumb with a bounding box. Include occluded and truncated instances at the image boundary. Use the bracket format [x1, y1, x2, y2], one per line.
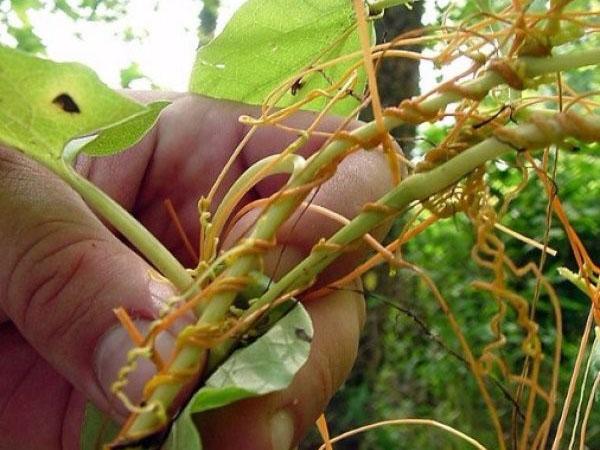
[0, 148, 178, 416]
[197, 251, 364, 450]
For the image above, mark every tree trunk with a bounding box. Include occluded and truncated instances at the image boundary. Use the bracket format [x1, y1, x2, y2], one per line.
[361, 3, 424, 155]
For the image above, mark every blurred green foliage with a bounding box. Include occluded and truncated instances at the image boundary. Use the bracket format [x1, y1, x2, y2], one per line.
[0, 0, 130, 54]
[198, 0, 218, 46]
[119, 61, 146, 88]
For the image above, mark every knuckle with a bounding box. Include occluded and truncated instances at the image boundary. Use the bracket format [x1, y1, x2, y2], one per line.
[6, 220, 104, 343]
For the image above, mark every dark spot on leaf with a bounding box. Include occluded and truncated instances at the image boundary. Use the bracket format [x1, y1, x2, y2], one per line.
[295, 327, 312, 343]
[52, 93, 81, 113]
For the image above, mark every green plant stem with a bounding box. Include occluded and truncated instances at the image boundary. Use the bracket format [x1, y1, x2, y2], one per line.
[247, 117, 585, 309]
[215, 110, 600, 359]
[121, 47, 600, 442]
[204, 153, 306, 264]
[62, 166, 193, 291]
[420, 48, 600, 117]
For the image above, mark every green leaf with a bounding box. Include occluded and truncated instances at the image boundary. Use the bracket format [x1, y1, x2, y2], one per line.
[0, 45, 145, 168]
[120, 61, 146, 88]
[195, 302, 313, 411]
[164, 303, 314, 450]
[73, 101, 170, 158]
[54, 0, 81, 20]
[10, 0, 43, 25]
[7, 25, 45, 54]
[80, 402, 120, 450]
[189, 0, 372, 116]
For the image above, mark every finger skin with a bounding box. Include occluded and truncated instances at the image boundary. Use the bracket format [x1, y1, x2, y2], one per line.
[0, 148, 167, 414]
[128, 94, 354, 265]
[0, 323, 86, 450]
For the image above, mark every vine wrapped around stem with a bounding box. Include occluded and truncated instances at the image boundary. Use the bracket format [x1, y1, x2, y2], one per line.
[109, 42, 600, 450]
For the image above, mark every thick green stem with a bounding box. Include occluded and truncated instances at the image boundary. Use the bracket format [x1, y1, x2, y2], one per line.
[221, 112, 599, 450]
[247, 137, 521, 308]
[200, 110, 600, 450]
[62, 166, 193, 291]
[220, 111, 591, 340]
[252, 109, 600, 306]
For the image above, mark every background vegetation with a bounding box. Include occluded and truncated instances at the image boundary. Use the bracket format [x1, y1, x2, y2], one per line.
[2, 1, 598, 448]
[309, 3, 600, 448]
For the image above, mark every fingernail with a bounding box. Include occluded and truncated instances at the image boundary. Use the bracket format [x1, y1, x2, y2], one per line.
[148, 278, 195, 333]
[270, 409, 295, 450]
[95, 319, 176, 414]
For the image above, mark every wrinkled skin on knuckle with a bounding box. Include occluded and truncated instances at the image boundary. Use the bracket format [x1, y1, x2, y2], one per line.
[0, 147, 121, 373]
[7, 231, 100, 341]
[0, 151, 93, 327]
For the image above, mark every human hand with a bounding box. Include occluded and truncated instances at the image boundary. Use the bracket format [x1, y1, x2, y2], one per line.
[0, 93, 392, 450]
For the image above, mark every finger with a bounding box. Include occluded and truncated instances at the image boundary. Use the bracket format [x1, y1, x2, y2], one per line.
[74, 90, 183, 213]
[124, 95, 362, 262]
[197, 282, 364, 450]
[0, 148, 181, 417]
[0, 322, 87, 450]
[0, 323, 72, 450]
[71, 91, 188, 262]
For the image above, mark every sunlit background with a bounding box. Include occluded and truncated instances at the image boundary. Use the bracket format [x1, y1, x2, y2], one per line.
[0, 0, 445, 93]
[0, 0, 245, 90]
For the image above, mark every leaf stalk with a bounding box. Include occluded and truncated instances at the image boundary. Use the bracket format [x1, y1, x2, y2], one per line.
[63, 166, 193, 291]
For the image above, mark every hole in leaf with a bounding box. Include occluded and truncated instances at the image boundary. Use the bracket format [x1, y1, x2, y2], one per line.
[295, 327, 312, 343]
[52, 93, 81, 113]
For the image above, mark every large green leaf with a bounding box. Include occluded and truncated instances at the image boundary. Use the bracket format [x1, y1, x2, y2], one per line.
[0, 45, 145, 168]
[189, 0, 372, 116]
[164, 302, 314, 450]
